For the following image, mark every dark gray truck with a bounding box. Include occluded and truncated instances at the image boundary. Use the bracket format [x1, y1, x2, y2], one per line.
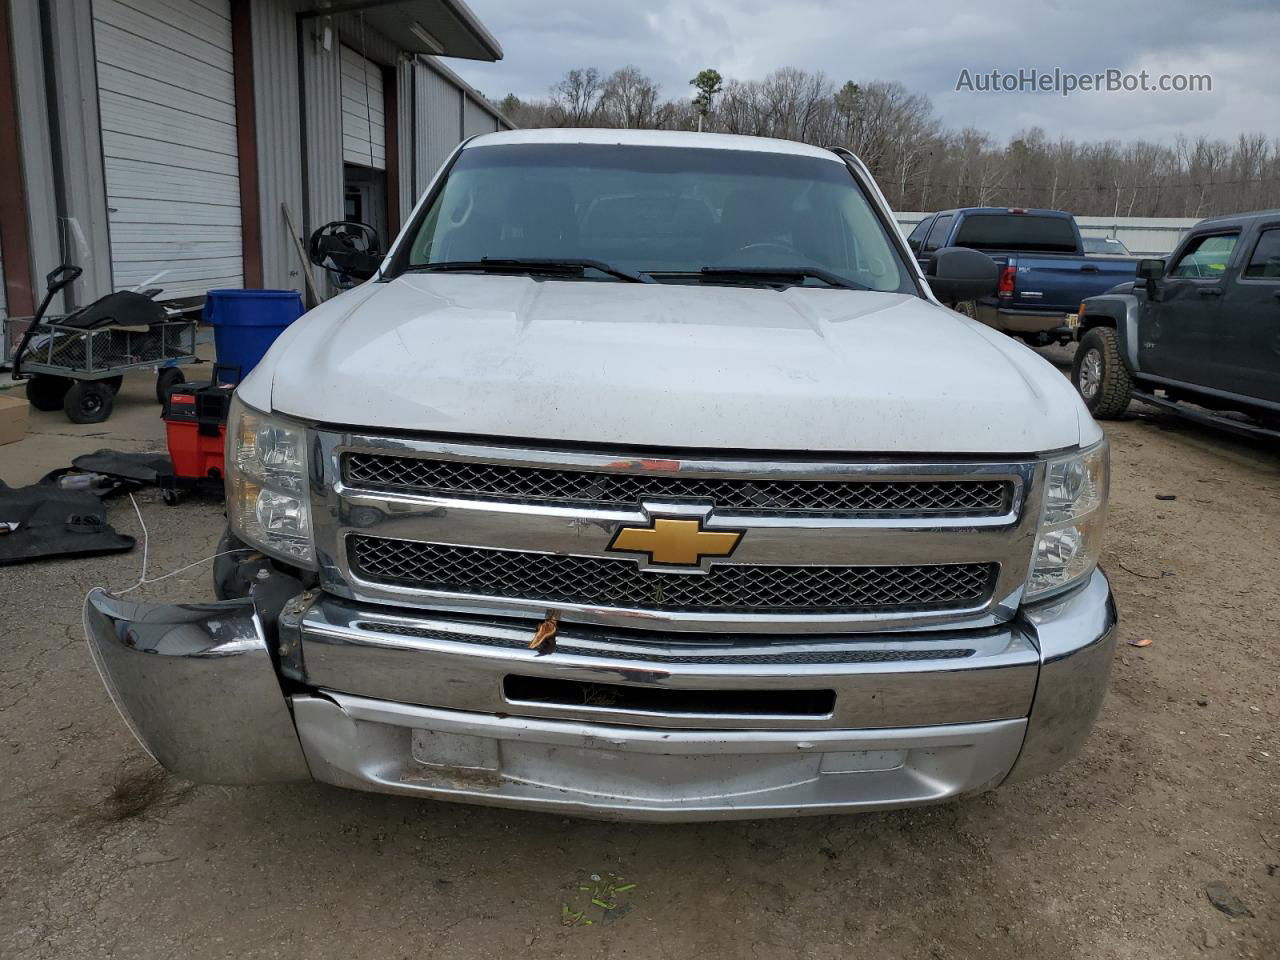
[907, 208, 1139, 345]
[1072, 209, 1280, 438]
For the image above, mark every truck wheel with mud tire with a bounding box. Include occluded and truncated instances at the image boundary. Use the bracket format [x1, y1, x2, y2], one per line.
[1073, 326, 1133, 419]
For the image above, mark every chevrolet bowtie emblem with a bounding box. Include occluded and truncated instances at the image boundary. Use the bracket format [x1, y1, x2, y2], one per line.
[607, 517, 743, 567]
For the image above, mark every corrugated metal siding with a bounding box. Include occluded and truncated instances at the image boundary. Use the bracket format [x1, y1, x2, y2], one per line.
[245, 5, 511, 297]
[335, 12, 398, 64]
[93, 0, 243, 298]
[47, 1, 113, 305]
[7, 0, 60, 309]
[462, 96, 497, 138]
[414, 63, 462, 195]
[396, 59, 415, 224]
[301, 30, 344, 240]
[250, 0, 304, 293]
[340, 45, 384, 169]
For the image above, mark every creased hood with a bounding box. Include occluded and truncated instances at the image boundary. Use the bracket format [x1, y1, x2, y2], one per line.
[255, 274, 1091, 454]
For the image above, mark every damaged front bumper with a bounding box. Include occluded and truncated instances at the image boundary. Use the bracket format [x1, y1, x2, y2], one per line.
[83, 593, 311, 784]
[84, 570, 1117, 820]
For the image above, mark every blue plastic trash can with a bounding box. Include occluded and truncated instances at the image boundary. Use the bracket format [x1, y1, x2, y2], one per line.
[203, 289, 305, 382]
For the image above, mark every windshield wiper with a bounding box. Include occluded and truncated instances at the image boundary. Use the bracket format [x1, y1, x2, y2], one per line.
[408, 258, 652, 283]
[693, 266, 868, 291]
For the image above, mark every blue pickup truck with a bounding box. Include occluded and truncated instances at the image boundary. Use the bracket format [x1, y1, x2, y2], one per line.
[907, 208, 1140, 345]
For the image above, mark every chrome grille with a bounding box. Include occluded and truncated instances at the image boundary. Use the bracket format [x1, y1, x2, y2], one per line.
[358, 621, 977, 664]
[348, 536, 996, 614]
[342, 453, 1010, 516]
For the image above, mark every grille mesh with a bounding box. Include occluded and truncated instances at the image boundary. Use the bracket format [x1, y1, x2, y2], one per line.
[348, 536, 995, 614]
[343, 453, 1009, 516]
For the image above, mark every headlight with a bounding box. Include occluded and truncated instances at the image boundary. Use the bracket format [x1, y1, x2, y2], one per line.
[1025, 441, 1108, 601]
[226, 396, 315, 565]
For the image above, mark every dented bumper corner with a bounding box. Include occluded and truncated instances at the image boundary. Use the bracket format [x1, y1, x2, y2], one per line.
[83, 588, 310, 784]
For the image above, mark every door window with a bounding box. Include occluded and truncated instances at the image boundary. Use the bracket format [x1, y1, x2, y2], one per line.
[922, 214, 954, 253]
[1243, 228, 1280, 279]
[906, 217, 931, 252]
[1168, 233, 1238, 279]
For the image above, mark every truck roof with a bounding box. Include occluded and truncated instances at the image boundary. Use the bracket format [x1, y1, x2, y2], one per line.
[1193, 208, 1280, 228]
[931, 207, 1074, 218]
[463, 127, 845, 163]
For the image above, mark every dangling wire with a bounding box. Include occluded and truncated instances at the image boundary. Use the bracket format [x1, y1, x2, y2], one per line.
[98, 493, 256, 597]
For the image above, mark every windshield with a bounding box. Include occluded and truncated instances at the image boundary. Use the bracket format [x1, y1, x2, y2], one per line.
[397, 143, 913, 293]
[1083, 236, 1130, 255]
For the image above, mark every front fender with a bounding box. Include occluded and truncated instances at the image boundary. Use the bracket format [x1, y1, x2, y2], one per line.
[1080, 293, 1143, 373]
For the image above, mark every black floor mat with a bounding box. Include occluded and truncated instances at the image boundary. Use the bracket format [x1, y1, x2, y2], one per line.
[70, 450, 174, 486]
[0, 481, 135, 565]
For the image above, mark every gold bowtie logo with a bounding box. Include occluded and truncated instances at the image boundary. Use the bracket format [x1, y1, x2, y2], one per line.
[608, 517, 743, 567]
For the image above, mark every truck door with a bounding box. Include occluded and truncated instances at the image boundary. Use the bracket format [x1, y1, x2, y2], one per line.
[1218, 224, 1280, 403]
[1139, 231, 1239, 385]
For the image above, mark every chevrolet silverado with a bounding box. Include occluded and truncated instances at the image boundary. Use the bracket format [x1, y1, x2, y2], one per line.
[85, 129, 1116, 821]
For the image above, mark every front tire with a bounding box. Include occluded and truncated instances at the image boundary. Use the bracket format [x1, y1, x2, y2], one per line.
[1072, 327, 1133, 419]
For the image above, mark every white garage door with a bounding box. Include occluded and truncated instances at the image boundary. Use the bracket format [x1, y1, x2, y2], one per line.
[93, 0, 242, 300]
[341, 46, 385, 170]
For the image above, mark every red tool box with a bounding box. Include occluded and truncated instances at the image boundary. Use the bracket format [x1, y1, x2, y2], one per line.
[160, 366, 236, 504]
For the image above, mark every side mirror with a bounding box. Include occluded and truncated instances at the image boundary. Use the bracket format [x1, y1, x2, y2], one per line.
[1137, 258, 1165, 280]
[907, 236, 921, 254]
[308, 221, 383, 282]
[925, 246, 999, 303]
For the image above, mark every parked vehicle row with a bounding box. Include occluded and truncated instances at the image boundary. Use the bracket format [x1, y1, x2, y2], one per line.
[907, 207, 1140, 346]
[1072, 209, 1280, 438]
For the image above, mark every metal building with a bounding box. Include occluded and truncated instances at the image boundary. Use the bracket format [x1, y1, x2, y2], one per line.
[0, 0, 511, 323]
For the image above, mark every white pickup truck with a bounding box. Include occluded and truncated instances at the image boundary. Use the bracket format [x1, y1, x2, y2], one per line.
[86, 129, 1116, 821]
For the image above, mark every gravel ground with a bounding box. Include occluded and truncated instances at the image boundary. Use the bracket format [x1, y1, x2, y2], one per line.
[1, 357, 1277, 960]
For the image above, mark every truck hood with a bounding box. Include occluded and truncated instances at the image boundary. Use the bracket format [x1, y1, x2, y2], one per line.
[253, 274, 1093, 454]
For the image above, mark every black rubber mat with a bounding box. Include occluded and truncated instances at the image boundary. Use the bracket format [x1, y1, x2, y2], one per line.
[0, 481, 135, 565]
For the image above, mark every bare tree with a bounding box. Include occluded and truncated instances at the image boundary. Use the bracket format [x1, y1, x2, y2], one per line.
[599, 67, 661, 129]
[550, 68, 605, 126]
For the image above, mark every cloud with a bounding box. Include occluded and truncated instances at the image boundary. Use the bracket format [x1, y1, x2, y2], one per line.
[449, 0, 1279, 144]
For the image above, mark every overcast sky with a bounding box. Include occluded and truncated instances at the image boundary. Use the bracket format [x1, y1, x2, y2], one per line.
[449, 0, 1280, 145]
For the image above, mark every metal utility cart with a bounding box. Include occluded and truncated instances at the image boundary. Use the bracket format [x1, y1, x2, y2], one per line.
[7, 266, 197, 424]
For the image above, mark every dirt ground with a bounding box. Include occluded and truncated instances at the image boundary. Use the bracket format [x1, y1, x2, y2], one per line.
[1, 351, 1277, 960]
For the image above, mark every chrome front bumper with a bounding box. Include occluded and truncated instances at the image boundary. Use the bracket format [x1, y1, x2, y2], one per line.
[84, 570, 1116, 821]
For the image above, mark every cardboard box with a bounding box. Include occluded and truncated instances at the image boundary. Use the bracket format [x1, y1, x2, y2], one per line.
[0, 392, 30, 446]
